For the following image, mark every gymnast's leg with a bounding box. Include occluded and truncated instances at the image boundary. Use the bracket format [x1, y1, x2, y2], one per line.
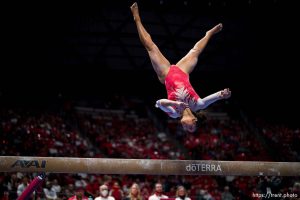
[176, 23, 223, 74]
[131, 2, 170, 84]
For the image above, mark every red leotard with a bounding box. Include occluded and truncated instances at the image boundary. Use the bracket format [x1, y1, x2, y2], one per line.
[165, 65, 200, 111]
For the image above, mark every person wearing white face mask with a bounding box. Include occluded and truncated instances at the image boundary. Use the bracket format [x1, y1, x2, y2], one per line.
[95, 185, 115, 200]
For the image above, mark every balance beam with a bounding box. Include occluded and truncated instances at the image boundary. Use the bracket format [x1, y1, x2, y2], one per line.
[0, 156, 299, 176]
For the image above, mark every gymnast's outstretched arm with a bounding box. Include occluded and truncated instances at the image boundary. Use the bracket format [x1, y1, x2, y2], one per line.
[196, 88, 231, 110]
[155, 99, 188, 118]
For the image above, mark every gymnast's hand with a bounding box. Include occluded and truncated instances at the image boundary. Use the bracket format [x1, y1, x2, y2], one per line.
[175, 101, 189, 113]
[220, 88, 231, 99]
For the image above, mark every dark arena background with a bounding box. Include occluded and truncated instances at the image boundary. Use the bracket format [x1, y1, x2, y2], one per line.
[1, 0, 299, 199]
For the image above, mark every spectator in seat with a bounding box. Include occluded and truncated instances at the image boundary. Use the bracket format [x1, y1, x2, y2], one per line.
[175, 186, 191, 200]
[221, 186, 234, 200]
[149, 183, 168, 200]
[95, 184, 115, 200]
[43, 181, 58, 200]
[68, 188, 88, 200]
[51, 179, 61, 194]
[110, 182, 124, 200]
[124, 183, 143, 200]
[17, 176, 30, 197]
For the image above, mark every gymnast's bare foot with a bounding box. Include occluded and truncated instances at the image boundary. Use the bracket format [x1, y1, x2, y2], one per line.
[206, 23, 223, 37]
[130, 2, 141, 21]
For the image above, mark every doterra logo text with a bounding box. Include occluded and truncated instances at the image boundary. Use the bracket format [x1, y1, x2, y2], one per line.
[186, 163, 222, 172]
[11, 160, 47, 168]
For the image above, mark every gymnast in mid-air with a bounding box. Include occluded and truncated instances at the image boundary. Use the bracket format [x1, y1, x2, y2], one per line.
[130, 2, 231, 132]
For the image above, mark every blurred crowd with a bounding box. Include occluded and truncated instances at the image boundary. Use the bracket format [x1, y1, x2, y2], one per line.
[0, 97, 299, 199]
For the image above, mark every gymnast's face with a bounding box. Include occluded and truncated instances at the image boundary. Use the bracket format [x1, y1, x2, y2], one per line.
[181, 116, 197, 132]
